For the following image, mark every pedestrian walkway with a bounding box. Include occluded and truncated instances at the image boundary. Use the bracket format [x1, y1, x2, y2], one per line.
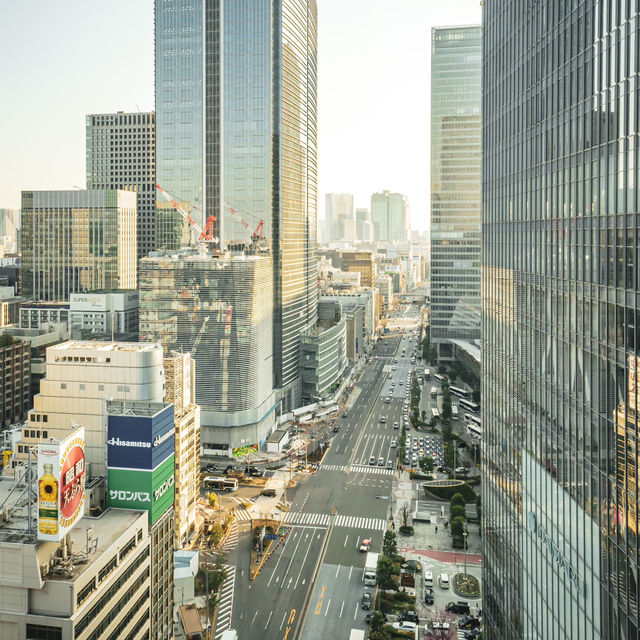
[232, 509, 387, 530]
[213, 565, 236, 640]
[230, 496, 254, 506]
[221, 520, 238, 554]
[320, 463, 394, 476]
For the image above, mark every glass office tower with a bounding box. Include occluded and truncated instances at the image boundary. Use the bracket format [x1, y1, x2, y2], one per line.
[483, 3, 639, 639]
[155, 0, 317, 409]
[430, 25, 481, 362]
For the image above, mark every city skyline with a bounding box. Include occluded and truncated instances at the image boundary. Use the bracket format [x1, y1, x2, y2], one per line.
[0, 0, 481, 232]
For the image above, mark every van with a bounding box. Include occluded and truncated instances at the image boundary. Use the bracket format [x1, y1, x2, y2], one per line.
[439, 573, 450, 589]
[424, 571, 433, 586]
[260, 488, 276, 497]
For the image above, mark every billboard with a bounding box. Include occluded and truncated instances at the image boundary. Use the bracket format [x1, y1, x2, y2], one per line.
[37, 428, 86, 541]
[107, 404, 175, 470]
[108, 455, 175, 524]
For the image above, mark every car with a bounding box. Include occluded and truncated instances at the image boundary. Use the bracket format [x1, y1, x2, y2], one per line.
[260, 488, 276, 497]
[343, 411, 348, 418]
[361, 592, 373, 610]
[392, 366, 396, 371]
[369, 456, 376, 465]
[393, 421, 399, 430]
[399, 380, 404, 386]
[378, 457, 385, 466]
[439, 573, 450, 589]
[459, 616, 481, 630]
[387, 460, 394, 469]
[446, 601, 471, 615]
[391, 439, 397, 448]
[359, 538, 371, 552]
[399, 611, 419, 624]
[403, 457, 410, 465]
[380, 416, 386, 423]
[424, 587, 434, 605]
[392, 621, 417, 633]
[385, 397, 391, 403]
[455, 467, 470, 476]
[464, 629, 482, 639]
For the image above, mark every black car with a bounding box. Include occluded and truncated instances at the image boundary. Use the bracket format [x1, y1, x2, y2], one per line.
[459, 616, 481, 630]
[424, 588, 434, 605]
[260, 488, 276, 497]
[445, 601, 471, 615]
[464, 630, 482, 639]
[333, 425, 340, 433]
[365, 612, 387, 624]
[361, 592, 373, 610]
[399, 611, 419, 624]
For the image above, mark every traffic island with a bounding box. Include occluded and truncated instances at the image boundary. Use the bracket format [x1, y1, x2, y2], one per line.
[453, 572, 481, 598]
[249, 518, 290, 580]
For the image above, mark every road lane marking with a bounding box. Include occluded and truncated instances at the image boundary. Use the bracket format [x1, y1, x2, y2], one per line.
[344, 534, 349, 547]
[340, 600, 345, 618]
[335, 564, 341, 578]
[349, 565, 353, 579]
[353, 604, 358, 620]
[315, 585, 327, 614]
[279, 611, 287, 630]
[252, 610, 259, 626]
[265, 611, 273, 629]
[324, 598, 331, 616]
[266, 527, 297, 587]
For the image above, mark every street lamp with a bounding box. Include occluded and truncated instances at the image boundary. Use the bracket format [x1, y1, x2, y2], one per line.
[463, 525, 469, 576]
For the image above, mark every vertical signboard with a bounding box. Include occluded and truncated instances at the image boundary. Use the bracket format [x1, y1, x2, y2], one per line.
[37, 428, 86, 541]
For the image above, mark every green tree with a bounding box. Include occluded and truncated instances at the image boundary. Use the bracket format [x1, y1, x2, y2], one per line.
[207, 492, 219, 509]
[419, 456, 434, 474]
[376, 554, 396, 589]
[369, 631, 391, 640]
[472, 389, 480, 404]
[383, 530, 398, 558]
[450, 493, 466, 509]
[450, 504, 466, 521]
[451, 516, 466, 538]
[370, 611, 385, 633]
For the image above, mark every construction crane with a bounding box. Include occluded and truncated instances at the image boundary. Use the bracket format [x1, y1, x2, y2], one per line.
[156, 184, 218, 244]
[190, 316, 210, 357]
[225, 202, 265, 241]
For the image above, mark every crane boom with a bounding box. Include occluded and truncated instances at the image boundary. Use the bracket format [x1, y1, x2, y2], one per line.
[191, 316, 210, 357]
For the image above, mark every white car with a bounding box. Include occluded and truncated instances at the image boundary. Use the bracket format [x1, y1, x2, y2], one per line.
[392, 621, 417, 633]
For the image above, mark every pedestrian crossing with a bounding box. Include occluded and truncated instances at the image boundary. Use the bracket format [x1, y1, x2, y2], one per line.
[233, 509, 387, 530]
[213, 565, 236, 640]
[320, 463, 394, 476]
[221, 520, 238, 553]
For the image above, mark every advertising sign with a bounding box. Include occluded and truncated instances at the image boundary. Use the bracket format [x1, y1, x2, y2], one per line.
[108, 455, 175, 524]
[37, 428, 86, 541]
[107, 404, 175, 470]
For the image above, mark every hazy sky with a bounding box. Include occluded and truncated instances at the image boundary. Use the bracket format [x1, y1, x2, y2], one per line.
[0, 0, 482, 232]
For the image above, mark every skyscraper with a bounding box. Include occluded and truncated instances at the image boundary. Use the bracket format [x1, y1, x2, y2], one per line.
[21, 190, 137, 302]
[325, 193, 355, 243]
[429, 25, 481, 362]
[370, 190, 408, 242]
[155, 0, 318, 410]
[86, 112, 156, 260]
[483, 3, 638, 639]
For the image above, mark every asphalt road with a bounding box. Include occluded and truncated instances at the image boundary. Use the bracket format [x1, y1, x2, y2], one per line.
[228, 308, 424, 640]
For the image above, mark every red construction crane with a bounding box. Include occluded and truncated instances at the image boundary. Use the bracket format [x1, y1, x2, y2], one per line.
[225, 202, 265, 241]
[156, 184, 218, 243]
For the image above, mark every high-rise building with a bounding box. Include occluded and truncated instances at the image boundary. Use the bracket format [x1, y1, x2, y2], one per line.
[164, 351, 202, 547]
[370, 191, 408, 242]
[86, 112, 156, 260]
[341, 251, 375, 288]
[20, 341, 165, 476]
[325, 193, 356, 243]
[355, 207, 373, 243]
[483, 3, 639, 639]
[21, 190, 137, 302]
[155, 0, 318, 410]
[139, 249, 276, 454]
[0, 208, 19, 243]
[0, 335, 30, 429]
[429, 25, 481, 362]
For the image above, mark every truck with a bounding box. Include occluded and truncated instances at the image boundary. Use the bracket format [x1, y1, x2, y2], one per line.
[349, 631, 365, 640]
[363, 551, 378, 586]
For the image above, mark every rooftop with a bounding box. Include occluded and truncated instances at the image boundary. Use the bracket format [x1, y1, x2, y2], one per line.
[50, 340, 161, 353]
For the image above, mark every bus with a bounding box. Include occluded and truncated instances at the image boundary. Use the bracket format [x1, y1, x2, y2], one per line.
[315, 405, 339, 420]
[459, 398, 479, 413]
[465, 413, 481, 427]
[467, 423, 481, 439]
[431, 407, 440, 419]
[424, 368, 431, 381]
[451, 405, 459, 420]
[449, 385, 470, 399]
[433, 373, 447, 384]
[203, 477, 238, 492]
[430, 386, 438, 398]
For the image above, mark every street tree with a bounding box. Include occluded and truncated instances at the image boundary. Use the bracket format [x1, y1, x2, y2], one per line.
[450, 493, 466, 509]
[451, 516, 466, 538]
[207, 492, 218, 509]
[376, 554, 396, 589]
[450, 504, 466, 521]
[419, 456, 434, 474]
[370, 611, 386, 632]
[383, 530, 398, 558]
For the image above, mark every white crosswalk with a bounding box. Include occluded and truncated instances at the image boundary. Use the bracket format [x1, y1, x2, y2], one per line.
[221, 519, 238, 553]
[233, 509, 386, 530]
[213, 565, 236, 640]
[320, 463, 394, 476]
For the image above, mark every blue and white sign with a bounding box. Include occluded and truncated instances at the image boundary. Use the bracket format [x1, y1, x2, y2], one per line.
[107, 404, 175, 470]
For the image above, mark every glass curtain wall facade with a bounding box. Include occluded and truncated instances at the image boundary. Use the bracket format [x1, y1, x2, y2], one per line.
[430, 26, 481, 361]
[21, 190, 137, 302]
[155, 0, 318, 409]
[483, 3, 640, 639]
[370, 191, 408, 242]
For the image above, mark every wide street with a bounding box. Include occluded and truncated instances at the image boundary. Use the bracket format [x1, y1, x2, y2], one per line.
[225, 304, 424, 640]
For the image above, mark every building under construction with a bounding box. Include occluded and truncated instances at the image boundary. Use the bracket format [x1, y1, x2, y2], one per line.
[139, 249, 276, 455]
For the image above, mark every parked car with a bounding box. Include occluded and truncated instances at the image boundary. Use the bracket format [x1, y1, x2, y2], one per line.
[399, 611, 419, 624]
[260, 488, 276, 497]
[459, 616, 481, 630]
[464, 630, 482, 639]
[361, 592, 373, 610]
[446, 601, 471, 615]
[392, 621, 417, 633]
[424, 587, 434, 605]
[455, 466, 470, 476]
